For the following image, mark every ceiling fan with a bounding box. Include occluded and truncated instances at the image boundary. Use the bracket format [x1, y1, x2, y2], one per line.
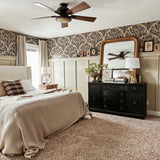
[108, 51, 130, 60]
[32, 1, 97, 28]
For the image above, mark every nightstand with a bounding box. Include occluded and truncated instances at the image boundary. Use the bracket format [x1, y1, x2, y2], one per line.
[39, 84, 58, 90]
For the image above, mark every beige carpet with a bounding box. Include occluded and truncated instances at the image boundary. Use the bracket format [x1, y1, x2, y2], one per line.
[1, 112, 160, 160]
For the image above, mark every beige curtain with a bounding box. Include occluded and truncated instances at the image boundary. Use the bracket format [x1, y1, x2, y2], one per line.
[16, 35, 27, 66]
[39, 40, 48, 68]
[39, 40, 49, 84]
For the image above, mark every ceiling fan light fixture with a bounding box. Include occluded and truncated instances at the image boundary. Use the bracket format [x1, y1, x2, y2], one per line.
[56, 17, 71, 23]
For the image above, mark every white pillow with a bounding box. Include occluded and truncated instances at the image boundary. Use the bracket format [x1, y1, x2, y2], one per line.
[21, 79, 35, 92]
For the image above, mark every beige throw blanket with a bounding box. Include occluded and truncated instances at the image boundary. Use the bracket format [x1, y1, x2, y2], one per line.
[0, 90, 90, 158]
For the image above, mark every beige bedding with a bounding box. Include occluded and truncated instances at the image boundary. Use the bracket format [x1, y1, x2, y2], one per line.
[0, 90, 90, 158]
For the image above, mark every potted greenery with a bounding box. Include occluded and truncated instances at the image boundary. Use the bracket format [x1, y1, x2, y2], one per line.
[85, 63, 108, 82]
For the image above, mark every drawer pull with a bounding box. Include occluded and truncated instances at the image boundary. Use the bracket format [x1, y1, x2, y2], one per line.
[104, 105, 107, 108]
[92, 85, 96, 88]
[93, 97, 96, 100]
[104, 98, 106, 101]
[120, 99, 124, 103]
[120, 92, 124, 96]
[133, 86, 137, 90]
[133, 101, 136, 104]
[120, 106, 123, 110]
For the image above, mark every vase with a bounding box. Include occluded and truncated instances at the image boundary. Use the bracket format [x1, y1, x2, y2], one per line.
[90, 72, 100, 82]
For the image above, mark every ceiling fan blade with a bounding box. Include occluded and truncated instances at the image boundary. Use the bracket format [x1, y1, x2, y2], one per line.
[71, 15, 96, 22]
[31, 16, 57, 20]
[108, 53, 118, 56]
[108, 57, 118, 61]
[124, 51, 130, 55]
[61, 23, 68, 28]
[33, 2, 56, 13]
[66, 1, 90, 14]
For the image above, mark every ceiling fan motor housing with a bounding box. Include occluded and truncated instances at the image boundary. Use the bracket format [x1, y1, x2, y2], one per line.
[56, 3, 70, 16]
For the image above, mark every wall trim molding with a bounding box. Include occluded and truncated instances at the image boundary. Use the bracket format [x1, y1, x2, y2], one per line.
[0, 56, 16, 66]
[49, 56, 100, 62]
[147, 110, 160, 116]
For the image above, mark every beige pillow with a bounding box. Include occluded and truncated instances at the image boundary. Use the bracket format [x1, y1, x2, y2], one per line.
[0, 81, 7, 96]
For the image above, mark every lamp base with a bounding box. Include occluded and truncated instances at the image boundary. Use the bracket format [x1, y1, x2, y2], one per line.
[43, 75, 50, 85]
[126, 70, 137, 83]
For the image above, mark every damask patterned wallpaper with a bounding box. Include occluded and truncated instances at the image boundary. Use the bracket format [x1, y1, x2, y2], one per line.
[1, 20, 159, 57]
[47, 20, 160, 58]
[0, 28, 41, 56]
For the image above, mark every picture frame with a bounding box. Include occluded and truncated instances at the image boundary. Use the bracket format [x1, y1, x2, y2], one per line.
[79, 51, 84, 57]
[112, 68, 128, 79]
[102, 69, 113, 82]
[90, 48, 97, 56]
[83, 51, 87, 57]
[144, 40, 154, 52]
[76, 53, 80, 57]
[86, 50, 90, 57]
[154, 43, 160, 51]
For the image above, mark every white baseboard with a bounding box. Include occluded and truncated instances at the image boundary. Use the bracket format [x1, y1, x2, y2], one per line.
[147, 110, 160, 116]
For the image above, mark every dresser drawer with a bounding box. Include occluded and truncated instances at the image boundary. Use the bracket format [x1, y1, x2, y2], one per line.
[102, 84, 126, 90]
[127, 85, 145, 92]
[127, 93, 144, 114]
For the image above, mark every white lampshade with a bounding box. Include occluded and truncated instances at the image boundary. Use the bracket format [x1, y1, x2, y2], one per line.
[125, 58, 140, 69]
[41, 67, 51, 75]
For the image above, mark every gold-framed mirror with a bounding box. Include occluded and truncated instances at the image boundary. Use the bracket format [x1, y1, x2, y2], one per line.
[100, 37, 139, 80]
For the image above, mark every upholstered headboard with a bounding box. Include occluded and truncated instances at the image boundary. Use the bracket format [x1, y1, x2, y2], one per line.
[0, 66, 31, 80]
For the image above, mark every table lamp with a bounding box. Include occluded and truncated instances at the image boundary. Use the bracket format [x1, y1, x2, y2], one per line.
[125, 58, 140, 83]
[41, 67, 51, 85]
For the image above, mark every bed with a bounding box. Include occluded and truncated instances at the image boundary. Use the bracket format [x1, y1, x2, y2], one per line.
[0, 66, 91, 158]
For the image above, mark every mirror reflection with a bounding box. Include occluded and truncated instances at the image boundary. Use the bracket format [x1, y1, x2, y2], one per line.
[103, 41, 135, 68]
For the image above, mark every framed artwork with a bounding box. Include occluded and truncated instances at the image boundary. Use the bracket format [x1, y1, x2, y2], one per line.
[112, 68, 128, 79]
[102, 69, 113, 82]
[76, 53, 80, 57]
[83, 52, 87, 57]
[154, 44, 160, 51]
[90, 48, 97, 56]
[79, 51, 84, 57]
[144, 40, 154, 52]
[97, 49, 100, 55]
[87, 50, 90, 57]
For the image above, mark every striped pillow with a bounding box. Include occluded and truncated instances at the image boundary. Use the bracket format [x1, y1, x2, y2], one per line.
[2, 80, 25, 96]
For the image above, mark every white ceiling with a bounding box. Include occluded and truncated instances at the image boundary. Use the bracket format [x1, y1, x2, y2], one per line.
[0, 0, 160, 38]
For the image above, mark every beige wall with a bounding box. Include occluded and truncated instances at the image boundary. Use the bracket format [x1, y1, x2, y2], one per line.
[0, 56, 16, 66]
[140, 51, 160, 111]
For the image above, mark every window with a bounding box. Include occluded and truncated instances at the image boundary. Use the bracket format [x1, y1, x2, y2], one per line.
[26, 43, 40, 88]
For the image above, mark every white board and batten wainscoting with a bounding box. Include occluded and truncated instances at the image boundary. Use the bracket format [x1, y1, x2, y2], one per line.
[49, 56, 99, 103]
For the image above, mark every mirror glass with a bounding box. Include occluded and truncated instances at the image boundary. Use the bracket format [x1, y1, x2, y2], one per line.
[103, 41, 135, 68]
[100, 37, 139, 80]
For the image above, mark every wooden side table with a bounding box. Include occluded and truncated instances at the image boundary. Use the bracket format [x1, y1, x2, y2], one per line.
[39, 84, 58, 90]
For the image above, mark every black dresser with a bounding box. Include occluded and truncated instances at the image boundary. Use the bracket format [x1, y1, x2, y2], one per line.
[88, 82, 147, 119]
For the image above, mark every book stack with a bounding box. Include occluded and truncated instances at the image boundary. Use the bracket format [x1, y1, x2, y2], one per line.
[114, 78, 125, 83]
[103, 79, 114, 83]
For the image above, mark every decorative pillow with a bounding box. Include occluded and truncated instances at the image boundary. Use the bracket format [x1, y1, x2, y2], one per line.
[2, 80, 25, 96]
[21, 79, 35, 92]
[0, 81, 7, 97]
